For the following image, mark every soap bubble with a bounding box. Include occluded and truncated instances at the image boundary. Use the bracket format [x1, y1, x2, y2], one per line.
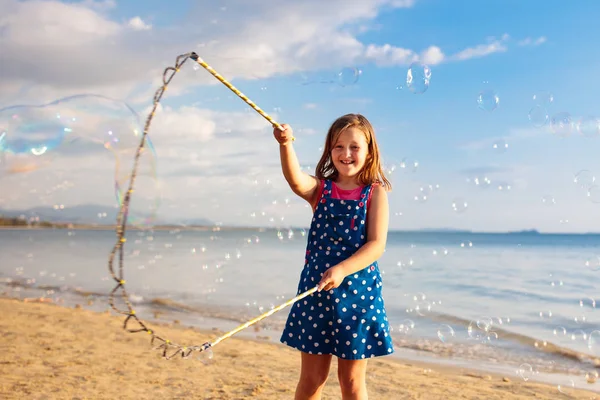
[492, 139, 508, 153]
[400, 157, 419, 173]
[528, 91, 554, 127]
[406, 62, 431, 94]
[574, 170, 596, 190]
[0, 100, 77, 174]
[382, 157, 399, 176]
[396, 319, 415, 335]
[0, 103, 74, 155]
[577, 116, 600, 137]
[532, 91, 554, 105]
[0, 94, 159, 225]
[528, 105, 549, 127]
[467, 317, 498, 343]
[496, 182, 512, 191]
[550, 112, 574, 137]
[414, 185, 433, 203]
[516, 363, 534, 381]
[337, 67, 361, 87]
[1, 94, 144, 163]
[477, 89, 499, 112]
[542, 195, 556, 205]
[436, 325, 455, 343]
[197, 347, 214, 364]
[557, 378, 575, 395]
[584, 257, 600, 272]
[452, 198, 468, 213]
[585, 370, 599, 384]
[588, 185, 600, 203]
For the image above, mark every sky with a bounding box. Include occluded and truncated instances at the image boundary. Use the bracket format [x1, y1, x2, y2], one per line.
[1, 0, 600, 233]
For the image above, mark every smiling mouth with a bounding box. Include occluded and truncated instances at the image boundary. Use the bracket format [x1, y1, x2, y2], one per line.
[340, 160, 354, 165]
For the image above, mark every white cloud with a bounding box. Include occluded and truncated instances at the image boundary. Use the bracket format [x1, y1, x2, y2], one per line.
[457, 125, 550, 151]
[362, 34, 512, 67]
[0, 0, 160, 106]
[0, 101, 293, 223]
[0, 0, 420, 106]
[128, 16, 152, 31]
[79, 0, 116, 12]
[449, 34, 509, 62]
[0, 0, 571, 231]
[457, 116, 597, 152]
[4, 0, 120, 45]
[364, 44, 417, 66]
[147, 104, 271, 146]
[420, 46, 445, 65]
[0, 0, 522, 109]
[517, 36, 547, 47]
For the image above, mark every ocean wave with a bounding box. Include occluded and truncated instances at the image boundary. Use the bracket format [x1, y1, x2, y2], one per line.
[423, 311, 600, 368]
[2, 276, 598, 373]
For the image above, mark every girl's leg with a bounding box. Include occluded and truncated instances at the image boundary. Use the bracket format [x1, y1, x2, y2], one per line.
[294, 352, 333, 400]
[337, 358, 369, 400]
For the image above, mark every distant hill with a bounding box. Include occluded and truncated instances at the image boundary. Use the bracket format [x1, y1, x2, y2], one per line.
[0, 205, 213, 227]
[2, 207, 598, 235]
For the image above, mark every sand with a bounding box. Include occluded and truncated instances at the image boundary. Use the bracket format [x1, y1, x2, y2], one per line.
[0, 298, 598, 400]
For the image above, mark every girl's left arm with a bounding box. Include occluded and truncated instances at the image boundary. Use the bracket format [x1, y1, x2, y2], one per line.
[337, 185, 389, 276]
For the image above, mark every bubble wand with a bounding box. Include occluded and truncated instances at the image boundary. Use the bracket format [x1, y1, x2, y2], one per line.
[185, 286, 318, 359]
[108, 51, 303, 360]
[189, 52, 294, 139]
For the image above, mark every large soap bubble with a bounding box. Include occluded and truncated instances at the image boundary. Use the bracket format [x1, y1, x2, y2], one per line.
[0, 94, 160, 227]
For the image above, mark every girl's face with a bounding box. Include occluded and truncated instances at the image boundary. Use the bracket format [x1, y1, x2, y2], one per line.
[330, 127, 369, 179]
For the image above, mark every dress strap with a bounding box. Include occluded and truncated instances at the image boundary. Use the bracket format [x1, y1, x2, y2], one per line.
[359, 184, 372, 209]
[321, 180, 333, 198]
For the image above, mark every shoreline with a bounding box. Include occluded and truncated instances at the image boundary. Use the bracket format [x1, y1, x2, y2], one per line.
[1, 297, 598, 399]
[3, 222, 600, 235]
[0, 224, 265, 232]
[3, 282, 600, 388]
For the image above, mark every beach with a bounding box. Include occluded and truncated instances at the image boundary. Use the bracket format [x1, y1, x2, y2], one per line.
[1, 298, 598, 400]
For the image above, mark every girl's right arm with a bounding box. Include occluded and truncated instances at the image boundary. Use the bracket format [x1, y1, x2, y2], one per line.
[274, 124, 319, 205]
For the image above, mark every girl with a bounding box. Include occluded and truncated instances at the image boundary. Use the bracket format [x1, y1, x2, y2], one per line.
[273, 114, 394, 400]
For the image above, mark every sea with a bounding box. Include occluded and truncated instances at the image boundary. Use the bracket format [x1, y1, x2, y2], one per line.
[1, 227, 599, 394]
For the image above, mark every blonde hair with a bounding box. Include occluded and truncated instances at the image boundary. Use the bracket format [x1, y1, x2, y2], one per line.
[315, 114, 391, 190]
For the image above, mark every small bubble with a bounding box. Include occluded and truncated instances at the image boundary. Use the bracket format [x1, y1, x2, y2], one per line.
[451, 198, 468, 213]
[338, 67, 361, 87]
[517, 363, 534, 381]
[437, 325, 455, 343]
[406, 62, 431, 94]
[574, 170, 596, 190]
[492, 139, 508, 153]
[197, 348, 214, 364]
[577, 116, 600, 137]
[528, 105, 549, 127]
[477, 89, 499, 112]
[542, 195, 556, 205]
[532, 91, 554, 105]
[550, 112, 574, 137]
[588, 185, 600, 203]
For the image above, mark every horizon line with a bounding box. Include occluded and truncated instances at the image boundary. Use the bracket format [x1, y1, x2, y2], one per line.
[2, 219, 600, 236]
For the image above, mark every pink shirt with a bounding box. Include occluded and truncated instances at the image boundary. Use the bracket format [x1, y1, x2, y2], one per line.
[312, 180, 375, 211]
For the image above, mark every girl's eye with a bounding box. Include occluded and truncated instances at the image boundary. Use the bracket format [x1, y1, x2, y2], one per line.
[352, 146, 359, 150]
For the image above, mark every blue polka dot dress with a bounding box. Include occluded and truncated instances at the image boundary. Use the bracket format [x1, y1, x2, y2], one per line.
[280, 180, 394, 359]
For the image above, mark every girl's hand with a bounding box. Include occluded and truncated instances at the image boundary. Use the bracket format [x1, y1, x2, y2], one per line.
[273, 123, 294, 146]
[317, 265, 346, 292]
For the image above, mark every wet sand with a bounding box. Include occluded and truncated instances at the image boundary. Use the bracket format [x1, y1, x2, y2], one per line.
[0, 297, 597, 399]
